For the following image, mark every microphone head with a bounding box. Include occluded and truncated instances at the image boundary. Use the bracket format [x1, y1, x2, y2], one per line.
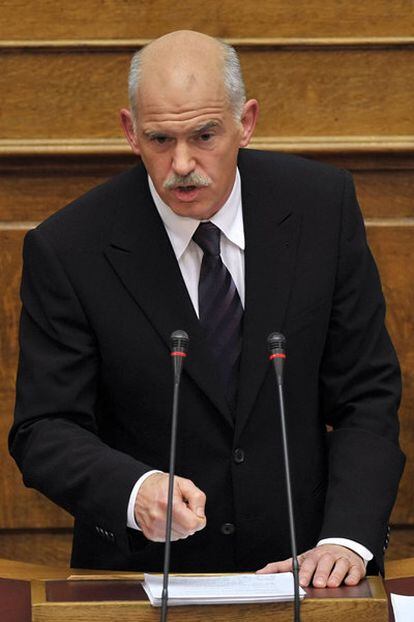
[170, 330, 189, 354]
[267, 332, 286, 354]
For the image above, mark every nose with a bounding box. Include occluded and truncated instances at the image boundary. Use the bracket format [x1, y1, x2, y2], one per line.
[172, 142, 196, 177]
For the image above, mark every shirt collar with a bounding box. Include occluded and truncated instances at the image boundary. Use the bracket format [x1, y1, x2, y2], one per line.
[148, 169, 245, 260]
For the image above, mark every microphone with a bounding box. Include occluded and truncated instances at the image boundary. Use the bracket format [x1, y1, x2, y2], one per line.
[267, 333, 301, 622]
[170, 329, 189, 377]
[161, 330, 189, 622]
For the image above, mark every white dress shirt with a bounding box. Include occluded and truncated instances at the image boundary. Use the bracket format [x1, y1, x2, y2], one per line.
[126, 170, 372, 564]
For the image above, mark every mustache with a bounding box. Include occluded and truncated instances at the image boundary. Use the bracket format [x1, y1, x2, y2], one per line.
[163, 172, 212, 190]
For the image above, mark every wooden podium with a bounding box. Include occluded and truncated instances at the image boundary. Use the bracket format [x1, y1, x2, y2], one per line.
[2, 557, 410, 622]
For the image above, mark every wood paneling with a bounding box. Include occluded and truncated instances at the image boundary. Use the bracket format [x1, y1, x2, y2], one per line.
[0, 0, 413, 39]
[366, 225, 414, 525]
[0, 530, 72, 566]
[1, 46, 413, 140]
[0, 229, 24, 393]
[386, 528, 414, 561]
[0, 159, 131, 221]
[0, 232, 71, 529]
[352, 170, 414, 219]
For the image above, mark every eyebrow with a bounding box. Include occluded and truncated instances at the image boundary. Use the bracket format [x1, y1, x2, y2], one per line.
[143, 120, 221, 140]
[191, 120, 220, 134]
[143, 129, 168, 139]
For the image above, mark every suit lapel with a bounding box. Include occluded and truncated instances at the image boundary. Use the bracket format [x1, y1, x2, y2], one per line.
[104, 164, 233, 426]
[235, 152, 302, 438]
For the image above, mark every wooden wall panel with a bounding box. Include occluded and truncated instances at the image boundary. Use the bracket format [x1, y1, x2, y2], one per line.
[0, 159, 131, 221]
[242, 48, 414, 137]
[352, 169, 414, 219]
[367, 225, 414, 525]
[0, 229, 72, 529]
[0, 51, 128, 140]
[0, 0, 413, 39]
[386, 528, 414, 561]
[0, 530, 72, 566]
[1, 46, 413, 140]
[0, 229, 24, 394]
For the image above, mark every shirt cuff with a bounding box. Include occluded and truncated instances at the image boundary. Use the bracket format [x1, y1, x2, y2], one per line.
[127, 470, 163, 530]
[317, 538, 373, 563]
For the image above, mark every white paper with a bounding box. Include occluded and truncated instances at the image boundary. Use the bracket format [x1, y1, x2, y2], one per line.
[143, 573, 306, 606]
[391, 593, 414, 622]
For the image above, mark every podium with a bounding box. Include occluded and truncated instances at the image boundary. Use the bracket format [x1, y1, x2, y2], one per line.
[2, 557, 411, 622]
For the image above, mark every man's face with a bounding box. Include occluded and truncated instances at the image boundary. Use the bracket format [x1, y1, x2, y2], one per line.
[121, 67, 258, 220]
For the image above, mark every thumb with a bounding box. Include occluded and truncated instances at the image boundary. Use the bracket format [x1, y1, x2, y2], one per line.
[176, 477, 206, 520]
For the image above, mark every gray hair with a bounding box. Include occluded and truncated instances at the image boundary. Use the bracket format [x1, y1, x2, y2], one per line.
[128, 39, 246, 123]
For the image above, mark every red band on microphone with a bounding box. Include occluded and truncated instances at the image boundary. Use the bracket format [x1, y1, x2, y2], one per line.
[171, 351, 187, 357]
[269, 353, 286, 361]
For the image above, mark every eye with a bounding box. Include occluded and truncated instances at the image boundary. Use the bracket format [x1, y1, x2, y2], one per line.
[150, 135, 170, 145]
[199, 132, 213, 142]
[147, 134, 171, 147]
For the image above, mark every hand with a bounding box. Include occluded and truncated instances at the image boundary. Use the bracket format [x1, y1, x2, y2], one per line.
[135, 472, 207, 542]
[257, 544, 366, 588]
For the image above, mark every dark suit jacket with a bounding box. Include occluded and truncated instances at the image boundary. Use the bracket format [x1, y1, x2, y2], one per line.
[10, 149, 405, 574]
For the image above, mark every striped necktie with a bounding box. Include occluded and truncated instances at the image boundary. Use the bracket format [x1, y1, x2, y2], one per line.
[193, 222, 243, 411]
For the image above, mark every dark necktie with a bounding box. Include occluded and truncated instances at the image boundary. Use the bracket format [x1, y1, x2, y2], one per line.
[192, 222, 243, 410]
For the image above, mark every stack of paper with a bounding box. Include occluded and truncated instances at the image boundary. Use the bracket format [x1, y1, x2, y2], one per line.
[390, 593, 414, 622]
[143, 572, 306, 606]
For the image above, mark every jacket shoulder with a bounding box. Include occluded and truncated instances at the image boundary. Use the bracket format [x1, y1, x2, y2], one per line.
[34, 163, 146, 248]
[238, 148, 347, 189]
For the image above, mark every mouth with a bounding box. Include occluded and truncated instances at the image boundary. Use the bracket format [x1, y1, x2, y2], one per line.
[177, 185, 197, 193]
[172, 185, 203, 202]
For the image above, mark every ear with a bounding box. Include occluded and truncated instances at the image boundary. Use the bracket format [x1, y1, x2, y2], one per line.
[120, 108, 141, 156]
[239, 99, 259, 148]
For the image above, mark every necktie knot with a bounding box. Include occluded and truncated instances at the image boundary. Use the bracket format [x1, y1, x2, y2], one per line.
[193, 222, 221, 257]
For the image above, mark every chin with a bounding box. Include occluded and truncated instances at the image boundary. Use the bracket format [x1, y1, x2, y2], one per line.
[172, 204, 217, 220]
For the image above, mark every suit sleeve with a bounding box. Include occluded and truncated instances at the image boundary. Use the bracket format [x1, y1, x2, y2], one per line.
[318, 171, 405, 573]
[9, 227, 152, 554]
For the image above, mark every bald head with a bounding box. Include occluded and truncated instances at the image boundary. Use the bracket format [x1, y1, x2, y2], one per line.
[141, 30, 224, 67]
[128, 30, 246, 122]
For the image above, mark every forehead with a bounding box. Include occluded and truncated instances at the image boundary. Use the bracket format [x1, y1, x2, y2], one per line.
[136, 90, 233, 135]
[135, 52, 232, 127]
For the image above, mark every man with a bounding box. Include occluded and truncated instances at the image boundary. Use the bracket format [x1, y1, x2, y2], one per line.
[10, 31, 404, 588]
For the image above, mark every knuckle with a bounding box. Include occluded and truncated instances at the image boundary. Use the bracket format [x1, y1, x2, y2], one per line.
[188, 517, 199, 532]
[158, 498, 168, 512]
[148, 508, 160, 522]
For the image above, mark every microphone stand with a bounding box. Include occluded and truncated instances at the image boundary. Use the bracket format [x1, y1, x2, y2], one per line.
[160, 330, 189, 622]
[268, 332, 301, 622]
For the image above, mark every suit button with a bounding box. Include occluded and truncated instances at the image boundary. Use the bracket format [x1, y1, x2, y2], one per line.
[221, 523, 235, 535]
[233, 448, 245, 464]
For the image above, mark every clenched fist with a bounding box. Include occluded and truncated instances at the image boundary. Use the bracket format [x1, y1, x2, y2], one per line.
[135, 472, 207, 541]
